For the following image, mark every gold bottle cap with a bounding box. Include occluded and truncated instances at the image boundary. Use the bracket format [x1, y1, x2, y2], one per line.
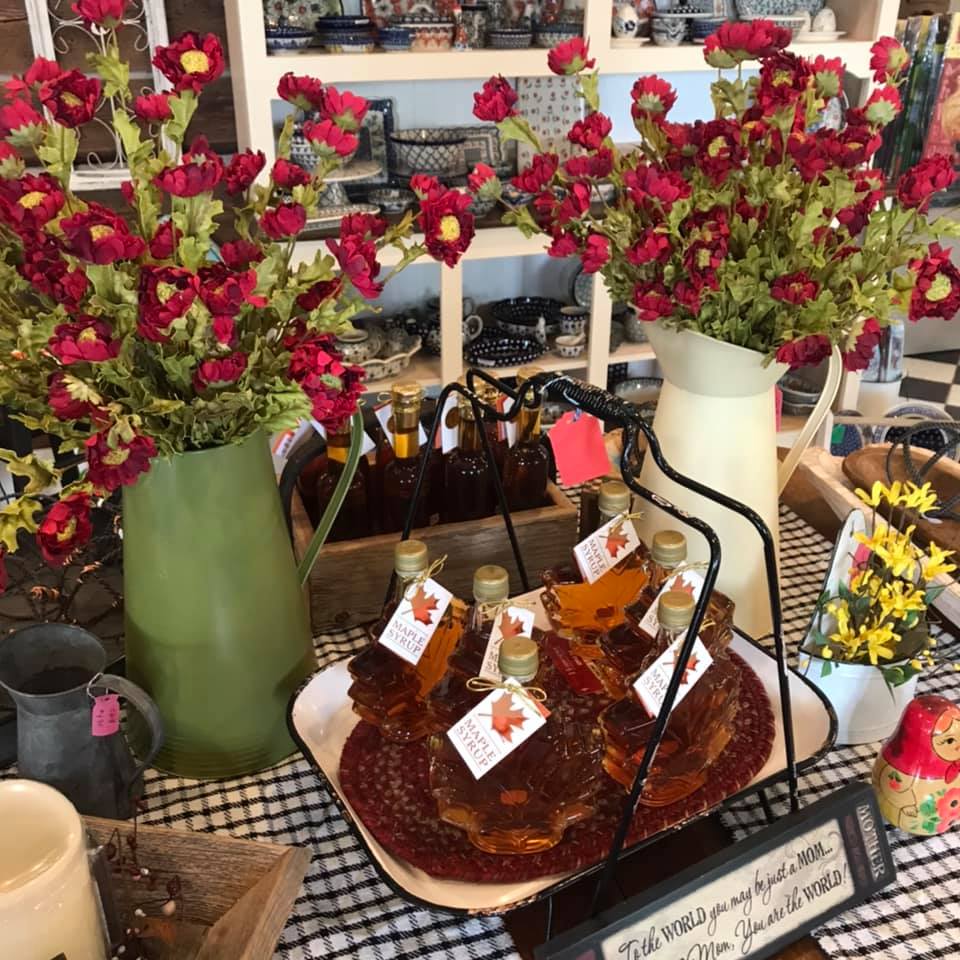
[391, 380, 424, 407]
[476, 380, 499, 404]
[458, 395, 479, 420]
[498, 636, 539, 680]
[473, 564, 510, 602]
[652, 529, 687, 566]
[658, 589, 696, 630]
[598, 480, 631, 517]
[515, 365, 544, 385]
[393, 539, 428, 576]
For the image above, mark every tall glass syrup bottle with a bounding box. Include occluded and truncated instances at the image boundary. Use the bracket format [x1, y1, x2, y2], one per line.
[599, 589, 741, 805]
[541, 480, 650, 637]
[476, 379, 507, 477]
[503, 365, 550, 511]
[428, 636, 604, 854]
[444, 396, 495, 522]
[383, 381, 431, 533]
[315, 421, 371, 542]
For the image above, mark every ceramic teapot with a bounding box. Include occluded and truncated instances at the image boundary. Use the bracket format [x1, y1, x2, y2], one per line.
[873, 694, 960, 835]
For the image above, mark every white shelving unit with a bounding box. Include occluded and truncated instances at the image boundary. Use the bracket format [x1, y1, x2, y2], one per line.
[226, 0, 898, 397]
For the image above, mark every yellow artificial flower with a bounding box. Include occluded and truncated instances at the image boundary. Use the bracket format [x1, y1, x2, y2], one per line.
[863, 623, 898, 665]
[856, 480, 903, 509]
[870, 525, 919, 579]
[902, 482, 938, 516]
[923, 541, 957, 581]
[877, 579, 926, 621]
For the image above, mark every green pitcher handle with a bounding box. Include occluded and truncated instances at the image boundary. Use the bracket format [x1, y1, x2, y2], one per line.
[297, 410, 364, 587]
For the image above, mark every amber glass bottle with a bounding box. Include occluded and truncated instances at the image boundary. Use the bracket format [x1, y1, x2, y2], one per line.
[599, 590, 741, 805]
[503, 365, 550, 512]
[428, 636, 604, 854]
[429, 564, 510, 729]
[315, 422, 371, 542]
[444, 397, 495, 522]
[476, 379, 507, 476]
[542, 480, 650, 638]
[383, 381, 431, 533]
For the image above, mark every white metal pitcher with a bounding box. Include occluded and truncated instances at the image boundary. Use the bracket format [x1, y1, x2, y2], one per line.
[638, 319, 842, 638]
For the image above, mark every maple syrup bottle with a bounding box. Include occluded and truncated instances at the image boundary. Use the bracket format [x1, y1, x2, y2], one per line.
[599, 590, 740, 805]
[429, 564, 510, 729]
[315, 422, 371, 542]
[444, 396, 495, 522]
[503, 365, 550, 512]
[383, 381, 431, 533]
[476, 379, 507, 476]
[541, 480, 650, 638]
[428, 636, 604, 854]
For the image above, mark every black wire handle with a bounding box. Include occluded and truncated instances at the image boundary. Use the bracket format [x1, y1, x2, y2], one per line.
[886, 420, 960, 521]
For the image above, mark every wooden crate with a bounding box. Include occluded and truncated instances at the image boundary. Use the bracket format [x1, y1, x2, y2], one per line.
[292, 483, 579, 631]
[83, 816, 310, 960]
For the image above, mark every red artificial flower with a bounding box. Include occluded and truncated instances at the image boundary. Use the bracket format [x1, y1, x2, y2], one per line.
[133, 92, 172, 123]
[287, 333, 365, 431]
[85, 432, 156, 493]
[19, 238, 88, 306]
[810, 55, 844, 100]
[897, 154, 956, 212]
[0, 97, 44, 139]
[211, 315, 235, 345]
[843, 318, 882, 372]
[198, 262, 265, 315]
[633, 282, 674, 322]
[468, 162, 496, 193]
[512, 153, 559, 194]
[837, 168, 885, 235]
[702, 19, 790, 69]
[473, 75, 518, 123]
[0, 173, 64, 233]
[568, 112, 612, 152]
[71, 0, 125, 27]
[622, 164, 691, 209]
[138, 265, 199, 342]
[626, 228, 671, 266]
[410, 173, 443, 201]
[48, 316, 120, 364]
[119, 178, 135, 207]
[224, 148, 266, 195]
[24, 57, 62, 87]
[787, 131, 830, 182]
[39, 70, 101, 128]
[771, 271, 820, 305]
[419, 188, 475, 267]
[908, 243, 960, 322]
[630, 76, 677, 121]
[554, 181, 591, 225]
[756, 51, 813, 117]
[322, 86, 368, 131]
[277, 72, 325, 112]
[870, 37, 910, 85]
[297, 278, 343, 311]
[547, 230, 579, 258]
[547, 37, 594, 76]
[674, 279, 701, 314]
[775, 334, 832, 371]
[339, 211, 387, 239]
[153, 32, 224, 93]
[47, 372, 98, 422]
[581, 233, 609, 273]
[271, 157, 311, 189]
[564, 148, 613, 179]
[220, 239, 264, 271]
[37, 492, 93, 566]
[696, 118, 744, 184]
[259, 202, 306, 240]
[302, 117, 358, 159]
[326, 234, 382, 298]
[149, 219, 178, 259]
[193, 351, 248, 391]
[154, 134, 223, 197]
[61, 202, 145, 263]
[834, 121, 883, 169]
[864, 85, 902, 127]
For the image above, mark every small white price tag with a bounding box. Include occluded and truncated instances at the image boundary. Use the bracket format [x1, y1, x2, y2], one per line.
[310, 418, 375, 456]
[375, 401, 428, 451]
[446, 680, 548, 779]
[631, 632, 713, 719]
[378, 577, 453, 666]
[478, 606, 537, 682]
[440, 392, 459, 454]
[572, 513, 642, 584]
[501, 396, 517, 447]
[636, 569, 706, 637]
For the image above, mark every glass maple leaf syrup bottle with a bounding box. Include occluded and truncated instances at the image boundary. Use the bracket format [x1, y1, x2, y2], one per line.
[383, 381, 431, 533]
[503, 365, 550, 511]
[443, 395, 495, 522]
[599, 590, 741, 805]
[315, 420, 371, 542]
[475, 379, 507, 477]
[428, 635, 604, 854]
[542, 480, 650, 638]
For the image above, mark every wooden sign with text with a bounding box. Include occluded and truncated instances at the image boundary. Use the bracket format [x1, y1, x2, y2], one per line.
[537, 783, 895, 960]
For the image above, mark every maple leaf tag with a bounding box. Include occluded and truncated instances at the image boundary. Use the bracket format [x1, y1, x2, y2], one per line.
[604, 520, 630, 559]
[670, 646, 700, 685]
[498, 612, 525, 642]
[668, 574, 697, 598]
[407, 586, 439, 626]
[483, 692, 527, 742]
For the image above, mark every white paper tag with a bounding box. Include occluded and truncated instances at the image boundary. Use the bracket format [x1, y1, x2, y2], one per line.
[572, 512, 642, 584]
[270, 420, 313, 472]
[636, 569, 706, 637]
[632, 632, 713, 719]
[378, 577, 453, 666]
[502, 396, 517, 447]
[478, 605, 537, 682]
[440, 393, 459, 454]
[375, 401, 428, 451]
[446, 679, 548, 779]
[311, 418, 375, 456]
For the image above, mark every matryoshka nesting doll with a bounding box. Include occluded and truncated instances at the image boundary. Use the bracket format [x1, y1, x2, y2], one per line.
[872, 695, 960, 836]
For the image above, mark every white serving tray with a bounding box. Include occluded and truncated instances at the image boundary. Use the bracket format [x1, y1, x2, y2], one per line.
[289, 592, 837, 915]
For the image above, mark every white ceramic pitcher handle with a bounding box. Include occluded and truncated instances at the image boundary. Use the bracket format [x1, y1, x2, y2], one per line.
[777, 345, 843, 495]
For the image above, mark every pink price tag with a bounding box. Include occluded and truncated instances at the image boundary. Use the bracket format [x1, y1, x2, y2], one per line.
[549, 411, 610, 486]
[91, 694, 120, 737]
[774, 386, 783, 433]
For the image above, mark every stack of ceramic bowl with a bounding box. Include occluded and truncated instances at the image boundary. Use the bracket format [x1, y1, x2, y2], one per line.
[689, 16, 727, 42]
[390, 128, 467, 177]
[316, 15, 376, 52]
[534, 21, 582, 48]
[487, 25, 533, 48]
[265, 21, 314, 54]
[395, 15, 455, 50]
[379, 26, 412, 51]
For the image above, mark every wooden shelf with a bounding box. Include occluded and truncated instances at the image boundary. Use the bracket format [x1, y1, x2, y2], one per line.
[609, 341, 655, 364]
[361, 353, 442, 394]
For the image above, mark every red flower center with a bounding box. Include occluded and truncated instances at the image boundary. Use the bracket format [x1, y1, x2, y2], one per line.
[772, 70, 792, 87]
[57, 517, 77, 542]
[707, 136, 728, 158]
[180, 50, 210, 74]
[19, 191, 46, 209]
[438, 215, 461, 243]
[60, 91, 84, 108]
[103, 448, 130, 466]
[77, 327, 99, 344]
[89, 224, 114, 241]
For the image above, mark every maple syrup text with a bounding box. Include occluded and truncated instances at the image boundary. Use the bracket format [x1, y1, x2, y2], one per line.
[451, 715, 498, 772]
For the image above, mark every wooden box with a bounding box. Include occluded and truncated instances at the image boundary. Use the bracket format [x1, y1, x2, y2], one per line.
[292, 482, 579, 631]
[83, 816, 309, 960]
